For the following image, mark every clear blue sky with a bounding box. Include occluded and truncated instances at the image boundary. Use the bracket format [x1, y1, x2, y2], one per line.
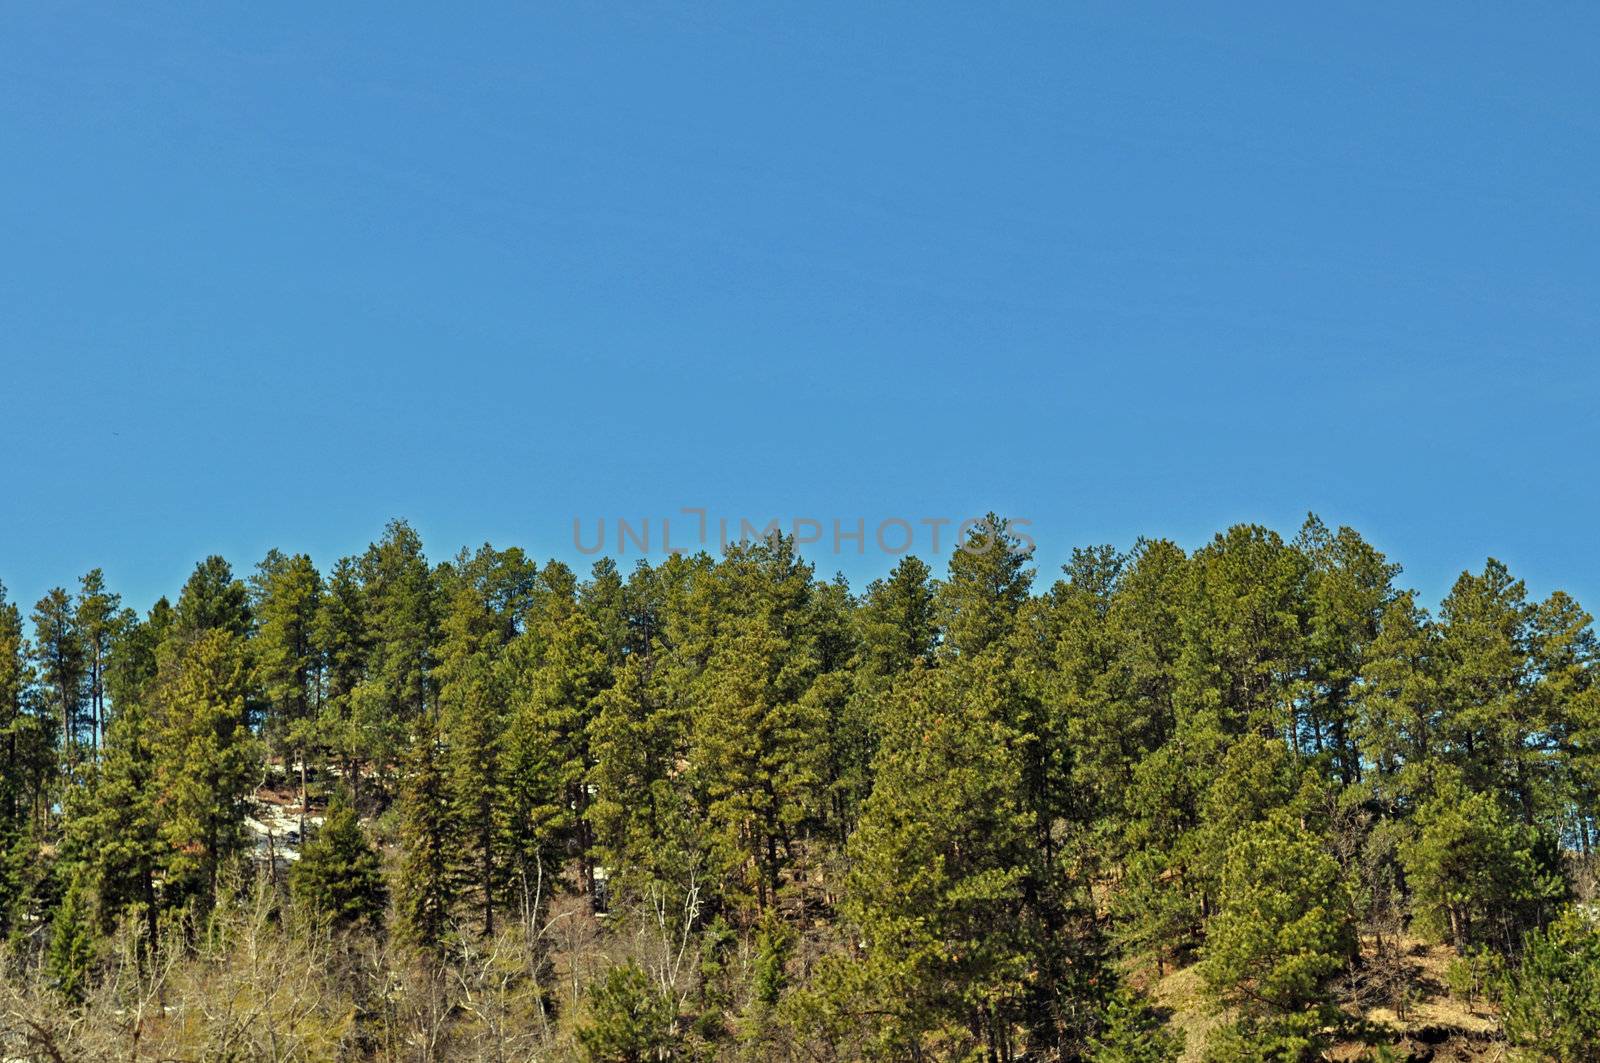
[3, 4, 1597, 616]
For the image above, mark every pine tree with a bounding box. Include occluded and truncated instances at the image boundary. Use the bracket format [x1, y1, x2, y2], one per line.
[46, 869, 94, 1003]
[32, 586, 86, 772]
[442, 543, 539, 639]
[1089, 987, 1184, 1063]
[152, 628, 258, 909]
[1200, 814, 1355, 1039]
[577, 960, 680, 1063]
[359, 519, 438, 728]
[1177, 526, 1308, 745]
[1528, 590, 1600, 853]
[291, 788, 387, 932]
[105, 599, 166, 717]
[691, 614, 825, 912]
[582, 557, 631, 667]
[397, 722, 456, 953]
[1500, 906, 1600, 1062]
[252, 550, 325, 819]
[858, 555, 938, 678]
[74, 569, 124, 752]
[315, 555, 372, 792]
[1354, 591, 1441, 809]
[172, 555, 251, 643]
[1400, 778, 1560, 950]
[937, 514, 1034, 659]
[75, 691, 161, 956]
[839, 656, 1038, 1058]
[589, 654, 699, 898]
[1047, 543, 1128, 826]
[0, 584, 34, 936]
[1294, 517, 1397, 784]
[502, 601, 610, 905]
[437, 585, 508, 934]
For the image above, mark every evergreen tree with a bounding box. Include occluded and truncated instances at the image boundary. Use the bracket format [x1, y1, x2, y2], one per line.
[1176, 525, 1307, 745]
[502, 599, 610, 905]
[582, 557, 631, 667]
[105, 600, 164, 724]
[838, 656, 1038, 1058]
[75, 690, 161, 955]
[74, 569, 124, 752]
[1354, 591, 1440, 810]
[589, 655, 700, 899]
[577, 960, 680, 1063]
[1089, 987, 1184, 1063]
[1200, 815, 1355, 1048]
[152, 628, 258, 909]
[937, 514, 1034, 659]
[0, 584, 34, 935]
[1294, 517, 1397, 784]
[692, 614, 826, 912]
[442, 542, 539, 639]
[397, 721, 456, 953]
[291, 788, 387, 932]
[358, 515, 441, 778]
[32, 586, 86, 771]
[315, 555, 372, 792]
[172, 555, 251, 643]
[858, 555, 938, 678]
[46, 869, 94, 1003]
[437, 585, 508, 934]
[1400, 778, 1560, 950]
[1500, 906, 1600, 1062]
[252, 550, 324, 816]
[1082, 538, 1188, 895]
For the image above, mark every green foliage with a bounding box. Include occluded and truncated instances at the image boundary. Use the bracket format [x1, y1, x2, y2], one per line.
[46, 870, 94, 1003]
[173, 555, 251, 642]
[838, 656, 1039, 1057]
[1400, 779, 1561, 950]
[152, 628, 259, 909]
[357, 520, 439, 761]
[397, 725, 455, 952]
[1088, 987, 1183, 1063]
[1176, 525, 1308, 741]
[0, 585, 32, 936]
[437, 585, 509, 934]
[751, 907, 792, 1008]
[858, 555, 938, 678]
[73, 691, 160, 948]
[290, 788, 387, 931]
[6, 516, 1600, 1061]
[1442, 946, 1501, 1005]
[1201, 816, 1355, 1024]
[578, 960, 680, 1063]
[251, 550, 324, 753]
[937, 513, 1034, 658]
[32, 585, 87, 767]
[691, 614, 826, 911]
[501, 597, 610, 906]
[74, 568, 125, 751]
[1499, 906, 1600, 1062]
[589, 655, 701, 897]
[1200, 1011, 1325, 1063]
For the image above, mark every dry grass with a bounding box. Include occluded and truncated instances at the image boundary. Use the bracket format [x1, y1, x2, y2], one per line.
[1147, 962, 1229, 1062]
[1138, 936, 1508, 1062]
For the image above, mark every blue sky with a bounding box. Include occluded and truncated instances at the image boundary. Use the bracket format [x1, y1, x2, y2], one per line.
[2, 4, 1597, 615]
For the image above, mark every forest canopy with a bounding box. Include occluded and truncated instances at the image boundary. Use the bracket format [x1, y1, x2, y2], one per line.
[1, 514, 1597, 1062]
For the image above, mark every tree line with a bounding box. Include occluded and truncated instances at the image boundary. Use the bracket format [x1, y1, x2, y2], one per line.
[1, 515, 1597, 1061]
